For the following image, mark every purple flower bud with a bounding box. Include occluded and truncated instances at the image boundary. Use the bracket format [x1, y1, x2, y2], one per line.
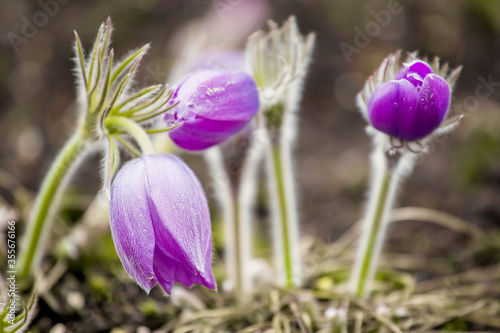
[109, 154, 215, 294]
[368, 61, 451, 141]
[166, 69, 260, 151]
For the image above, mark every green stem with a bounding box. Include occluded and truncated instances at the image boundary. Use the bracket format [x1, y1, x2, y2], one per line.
[204, 146, 251, 298]
[354, 170, 392, 298]
[350, 145, 405, 299]
[271, 143, 295, 288]
[106, 116, 154, 155]
[18, 132, 87, 278]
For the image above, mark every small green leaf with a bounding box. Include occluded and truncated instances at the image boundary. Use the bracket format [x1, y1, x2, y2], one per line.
[122, 86, 171, 117]
[73, 31, 88, 92]
[93, 49, 114, 114]
[87, 22, 105, 88]
[111, 44, 150, 84]
[113, 84, 162, 114]
[88, 45, 103, 102]
[133, 100, 179, 123]
[145, 123, 182, 134]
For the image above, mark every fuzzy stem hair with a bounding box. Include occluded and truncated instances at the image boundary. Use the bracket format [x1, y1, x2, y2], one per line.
[17, 131, 90, 278]
[350, 140, 416, 298]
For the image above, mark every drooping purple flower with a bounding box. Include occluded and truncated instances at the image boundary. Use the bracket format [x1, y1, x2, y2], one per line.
[368, 60, 451, 141]
[166, 69, 260, 151]
[109, 154, 215, 294]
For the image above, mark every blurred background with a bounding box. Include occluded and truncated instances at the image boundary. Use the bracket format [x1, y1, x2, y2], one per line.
[0, 0, 499, 331]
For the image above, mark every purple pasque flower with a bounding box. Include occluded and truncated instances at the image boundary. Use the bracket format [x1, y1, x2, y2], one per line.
[109, 154, 215, 294]
[368, 60, 451, 141]
[165, 69, 260, 151]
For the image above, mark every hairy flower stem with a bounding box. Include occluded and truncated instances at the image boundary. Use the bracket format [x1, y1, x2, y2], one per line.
[204, 147, 251, 299]
[271, 144, 292, 287]
[106, 116, 155, 155]
[232, 201, 243, 296]
[350, 146, 402, 298]
[18, 113, 158, 279]
[18, 132, 88, 278]
[267, 139, 300, 288]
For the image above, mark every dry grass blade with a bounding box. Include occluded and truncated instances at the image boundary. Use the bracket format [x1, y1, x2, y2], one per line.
[389, 207, 484, 240]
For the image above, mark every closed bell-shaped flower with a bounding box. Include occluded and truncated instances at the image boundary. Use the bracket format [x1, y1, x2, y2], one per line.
[109, 154, 215, 294]
[368, 60, 451, 141]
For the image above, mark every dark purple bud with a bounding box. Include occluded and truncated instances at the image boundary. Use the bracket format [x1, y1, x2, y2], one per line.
[368, 61, 451, 141]
[109, 154, 215, 294]
[166, 69, 260, 151]
[394, 61, 433, 87]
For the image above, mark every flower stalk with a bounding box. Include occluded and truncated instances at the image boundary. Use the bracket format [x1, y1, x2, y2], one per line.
[231, 200, 243, 295]
[105, 116, 155, 155]
[164, 62, 260, 296]
[205, 147, 247, 295]
[18, 132, 88, 278]
[350, 51, 463, 298]
[350, 146, 402, 298]
[246, 16, 315, 288]
[204, 133, 258, 298]
[266, 138, 300, 287]
[18, 19, 178, 279]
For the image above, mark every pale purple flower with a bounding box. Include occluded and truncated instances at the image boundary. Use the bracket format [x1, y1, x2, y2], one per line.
[205, 0, 271, 47]
[109, 154, 215, 294]
[166, 69, 260, 151]
[191, 49, 245, 72]
[368, 60, 451, 141]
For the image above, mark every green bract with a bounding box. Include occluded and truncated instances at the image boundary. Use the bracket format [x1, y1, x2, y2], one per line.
[73, 18, 177, 144]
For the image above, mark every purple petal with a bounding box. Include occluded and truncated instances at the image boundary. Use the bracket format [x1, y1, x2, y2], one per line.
[368, 73, 450, 141]
[368, 79, 419, 139]
[169, 117, 249, 151]
[401, 74, 450, 141]
[142, 155, 215, 290]
[109, 159, 157, 292]
[408, 61, 433, 77]
[174, 70, 259, 121]
[395, 61, 434, 87]
[153, 247, 215, 294]
[167, 69, 259, 151]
